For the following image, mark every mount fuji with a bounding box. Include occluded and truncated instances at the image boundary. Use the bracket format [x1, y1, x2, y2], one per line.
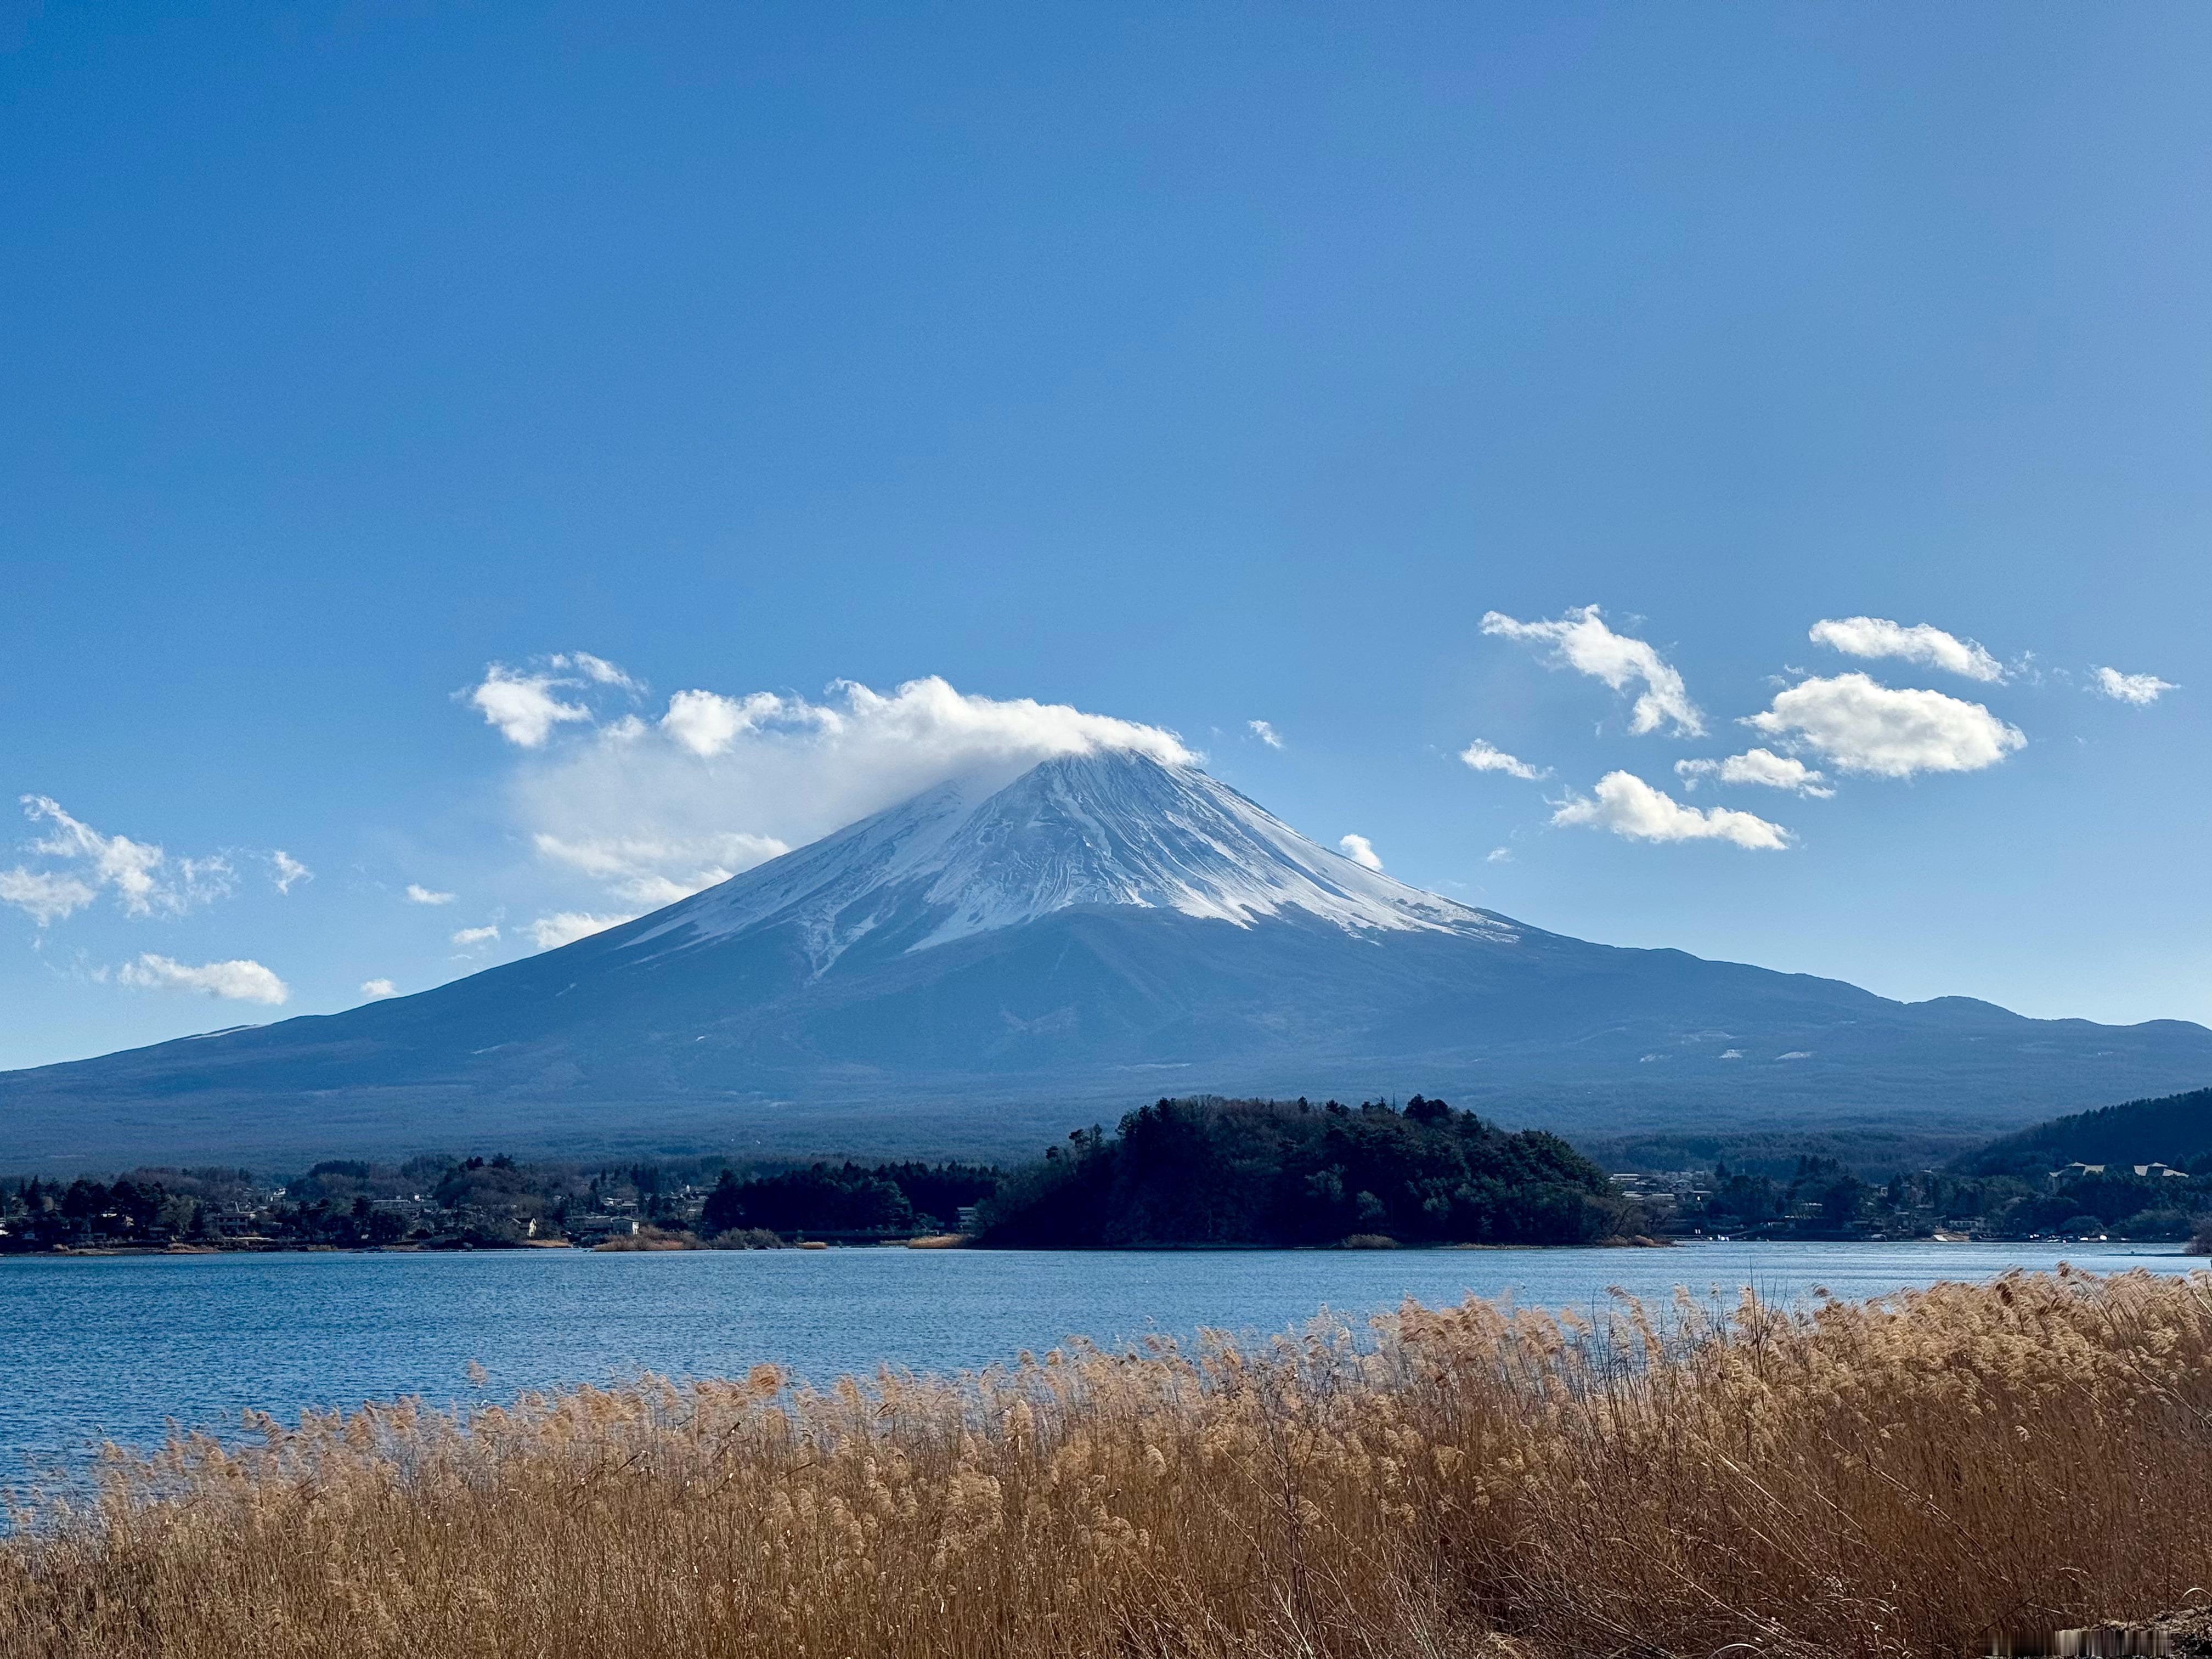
[5, 749, 2209, 1169]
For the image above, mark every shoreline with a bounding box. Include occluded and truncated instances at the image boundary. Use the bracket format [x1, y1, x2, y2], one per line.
[10, 1232, 2194, 1260]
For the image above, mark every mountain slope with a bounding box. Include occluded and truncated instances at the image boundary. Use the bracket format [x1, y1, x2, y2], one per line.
[3, 751, 2208, 1169]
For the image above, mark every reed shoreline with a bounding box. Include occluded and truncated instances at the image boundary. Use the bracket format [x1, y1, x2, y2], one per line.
[3, 1267, 2207, 1658]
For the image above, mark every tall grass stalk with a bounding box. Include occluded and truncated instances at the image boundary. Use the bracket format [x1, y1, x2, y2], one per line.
[3, 1268, 2207, 1657]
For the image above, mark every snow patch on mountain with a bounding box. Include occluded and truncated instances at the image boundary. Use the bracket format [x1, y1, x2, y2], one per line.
[625, 751, 1512, 972]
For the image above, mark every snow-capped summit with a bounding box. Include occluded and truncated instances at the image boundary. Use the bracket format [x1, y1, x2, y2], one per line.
[630, 749, 1514, 972]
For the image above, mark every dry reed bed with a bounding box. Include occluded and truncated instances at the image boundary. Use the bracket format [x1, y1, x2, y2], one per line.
[3, 1267, 2208, 1658]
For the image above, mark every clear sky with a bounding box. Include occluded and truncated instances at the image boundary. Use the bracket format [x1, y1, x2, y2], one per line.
[4, 1, 2209, 1072]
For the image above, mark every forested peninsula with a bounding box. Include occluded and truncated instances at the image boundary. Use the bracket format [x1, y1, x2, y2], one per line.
[974, 1096, 1644, 1247]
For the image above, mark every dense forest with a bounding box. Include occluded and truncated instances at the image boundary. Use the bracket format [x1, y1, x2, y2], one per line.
[1951, 1084, 2212, 1177]
[699, 1161, 999, 1237]
[974, 1096, 1641, 1248]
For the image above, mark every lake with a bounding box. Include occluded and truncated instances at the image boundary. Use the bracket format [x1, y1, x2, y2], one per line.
[0, 1240, 2196, 1470]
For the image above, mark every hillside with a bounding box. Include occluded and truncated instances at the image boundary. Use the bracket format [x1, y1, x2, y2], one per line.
[1953, 1084, 2212, 1177]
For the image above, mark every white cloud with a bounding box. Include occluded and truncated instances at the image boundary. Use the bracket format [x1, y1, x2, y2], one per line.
[405, 884, 456, 906]
[1248, 720, 1284, 749]
[497, 675, 1194, 913]
[1485, 847, 1513, 864]
[659, 689, 788, 758]
[532, 831, 782, 908]
[615, 874, 710, 907]
[1808, 617, 2002, 682]
[1338, 833, 1384, 871]
[0, 868, 98, 926]
[528, 911, 638, 951]
[1551, 772, 1791, 850]
[116, 953, 289, 1005]
[24, 795, 168, 913]
[1674, 748, 1833, 798]
[466, 665, 593, 748]
[176, 857, 234, 904]
[550, 652, 641, 691]
[1481, 606, 1705, 737]
[1745, 673, 2024, 778]
[2092, 666, 2177, 706]
[2, 797, 233, 926]
[450, 924, 500, 946]
[1458, 739, 1544, 780]
[269, 850, 312, 893]
[360, 978, 398, 1000]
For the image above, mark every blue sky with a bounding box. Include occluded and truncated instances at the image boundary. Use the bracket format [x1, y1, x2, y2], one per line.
[3, 1, 2208, 1071]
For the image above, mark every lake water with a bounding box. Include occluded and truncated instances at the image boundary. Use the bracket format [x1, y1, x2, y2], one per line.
[0, 1240, 2196, 1470]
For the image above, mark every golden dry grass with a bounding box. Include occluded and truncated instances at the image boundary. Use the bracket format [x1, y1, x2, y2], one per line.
[3, 1267, 2207, 1658]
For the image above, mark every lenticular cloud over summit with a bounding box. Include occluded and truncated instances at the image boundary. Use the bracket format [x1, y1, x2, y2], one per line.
[478, 669, 1198, 918]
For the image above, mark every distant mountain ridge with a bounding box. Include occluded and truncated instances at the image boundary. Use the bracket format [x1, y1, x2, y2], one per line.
[3, 749, 2209, 1170]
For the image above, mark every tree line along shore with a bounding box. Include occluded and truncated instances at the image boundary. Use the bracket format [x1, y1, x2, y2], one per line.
[4, 1089, 2209, 1255]
[0, 1096, 1641, 1252]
